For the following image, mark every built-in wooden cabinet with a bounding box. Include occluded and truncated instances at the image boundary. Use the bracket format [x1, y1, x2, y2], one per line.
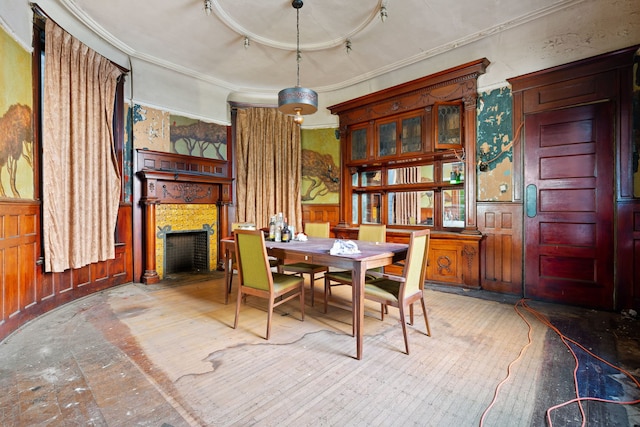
[333, 228, 482, 288]
[328, 59, 489, 288]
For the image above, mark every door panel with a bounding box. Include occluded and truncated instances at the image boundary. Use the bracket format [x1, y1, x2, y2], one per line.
[524, 102, 614, 309]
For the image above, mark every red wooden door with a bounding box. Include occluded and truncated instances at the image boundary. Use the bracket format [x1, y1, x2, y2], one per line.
[524, 102, 614, 309]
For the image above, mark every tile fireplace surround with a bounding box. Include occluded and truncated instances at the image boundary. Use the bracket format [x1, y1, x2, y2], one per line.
[155, 203, 218, 279]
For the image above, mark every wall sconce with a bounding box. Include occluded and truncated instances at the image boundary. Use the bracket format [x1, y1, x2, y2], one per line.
[203, 0, 212, 16]
[345, 39, 352, 54]
[244, 36, 250, 49]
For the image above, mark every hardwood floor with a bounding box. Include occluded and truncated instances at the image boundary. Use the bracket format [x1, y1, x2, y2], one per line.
[0, 272, 638, 426]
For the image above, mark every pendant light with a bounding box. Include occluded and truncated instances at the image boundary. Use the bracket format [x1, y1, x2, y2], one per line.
[277, 0, 318, 125]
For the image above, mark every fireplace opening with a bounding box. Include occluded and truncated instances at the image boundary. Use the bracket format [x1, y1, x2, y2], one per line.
[165, 231, 209, 274]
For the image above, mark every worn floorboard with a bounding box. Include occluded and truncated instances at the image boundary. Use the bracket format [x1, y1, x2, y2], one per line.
[0, 272, 638, 426]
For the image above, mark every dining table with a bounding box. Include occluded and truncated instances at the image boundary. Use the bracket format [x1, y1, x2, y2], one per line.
[221, 235, 409, 360]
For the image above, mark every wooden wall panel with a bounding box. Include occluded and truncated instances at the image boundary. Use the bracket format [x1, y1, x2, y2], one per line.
[302, 204, 339, 235]
[477, 202, 523, 294]
[0, 202, 133, 341]
[616, 200, 640, 309]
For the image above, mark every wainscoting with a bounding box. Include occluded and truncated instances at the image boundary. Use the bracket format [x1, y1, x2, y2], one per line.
[0, 201, 132, 341]
[477, 202, 523, 294]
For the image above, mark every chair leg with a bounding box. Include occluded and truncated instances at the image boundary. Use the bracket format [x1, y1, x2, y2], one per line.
[300, 284, 305, 321]
[420, 296, 431, 337]
[266, 298, 274, 340]
[233, 288, 242, 330]
[409, 303, 414, 325]
[323, 277, 330, 313]
[398, 302, 410, 355]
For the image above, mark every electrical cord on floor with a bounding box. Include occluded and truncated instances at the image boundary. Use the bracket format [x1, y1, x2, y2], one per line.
[479, 299, 535, 426]
[479, 298, 640, 427]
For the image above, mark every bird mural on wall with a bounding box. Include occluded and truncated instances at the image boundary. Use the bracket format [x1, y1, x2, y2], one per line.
[0, 103, 33, 198]
[301, 148, 339, 201]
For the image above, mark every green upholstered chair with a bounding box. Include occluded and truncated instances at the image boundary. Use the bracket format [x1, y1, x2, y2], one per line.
[323, 224, 387, 314]
[364, 228, 431, 354]
[226, 222, 277, 304]
[233, 229, 305, 340]
[280, 222, 330, 307]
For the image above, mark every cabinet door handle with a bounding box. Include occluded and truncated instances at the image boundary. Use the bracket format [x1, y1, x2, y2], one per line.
[526, 184, 537, 218]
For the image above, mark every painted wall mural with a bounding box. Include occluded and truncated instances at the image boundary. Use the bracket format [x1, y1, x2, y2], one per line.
[0, 25, 33, 200]
[300, 128, 340, 204]
[476, 87, 514, 202]
[170, 115, 227, 160]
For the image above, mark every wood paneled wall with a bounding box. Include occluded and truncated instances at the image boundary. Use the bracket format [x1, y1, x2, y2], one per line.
[477, 202, 523, 294]
[617, 200, 640, 308]
[302, 204, 339, 232]
[0, 202, 132, 341]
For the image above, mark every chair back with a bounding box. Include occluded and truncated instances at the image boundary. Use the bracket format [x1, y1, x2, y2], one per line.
[304, 222, 330, 238]
[234, 229, 273, 292]
[401, 229, 431, 295]
[358, 224, 386, 242]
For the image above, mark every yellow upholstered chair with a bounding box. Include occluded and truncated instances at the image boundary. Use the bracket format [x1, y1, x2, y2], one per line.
[364, 228, 431, 354]
[323, 224, 386, 314]
[233, 229, 305, 340]
[280, 221, 330, 307]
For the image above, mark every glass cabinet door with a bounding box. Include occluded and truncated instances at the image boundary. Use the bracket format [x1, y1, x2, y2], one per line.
[400, 116, 421, 154]
[442, 162, 465, 184]
[377, 121, 397, 157]
[350, 127, 368, 161]
[362, 193, 382, 224]
[388, 190, 434, 226]
[443, 189, 465, 228]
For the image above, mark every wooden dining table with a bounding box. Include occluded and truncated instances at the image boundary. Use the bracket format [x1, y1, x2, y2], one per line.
[221, 236, 408, 360]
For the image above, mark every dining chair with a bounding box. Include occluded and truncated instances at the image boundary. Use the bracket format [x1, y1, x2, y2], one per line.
[233, 229, 305, 340]
[280, 221, 330, 307]
[323, 224, 387, 313]
[226, 222, 278, 304]
[364, 228, 431, 354]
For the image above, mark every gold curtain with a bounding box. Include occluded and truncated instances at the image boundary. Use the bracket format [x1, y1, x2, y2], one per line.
[235, 107, 302, 232]
[42, 19, 122, 273]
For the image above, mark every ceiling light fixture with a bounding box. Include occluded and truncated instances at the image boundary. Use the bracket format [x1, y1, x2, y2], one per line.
[380, 5, 388, 22]
[277, 0, 318, 125]
[204, 0, 212, 16]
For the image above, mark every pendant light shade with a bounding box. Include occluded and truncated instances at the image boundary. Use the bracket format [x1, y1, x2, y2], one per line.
[277, 0, 318, 124]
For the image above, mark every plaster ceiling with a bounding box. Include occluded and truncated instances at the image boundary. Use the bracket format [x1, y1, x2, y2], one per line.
[63, 0, 574, 94]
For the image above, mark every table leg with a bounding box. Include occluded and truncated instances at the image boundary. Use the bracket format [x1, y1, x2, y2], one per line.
[352, 262, 365, 360]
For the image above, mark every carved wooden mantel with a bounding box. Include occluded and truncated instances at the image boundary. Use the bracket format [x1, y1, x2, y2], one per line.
[136, 149, 233, 284]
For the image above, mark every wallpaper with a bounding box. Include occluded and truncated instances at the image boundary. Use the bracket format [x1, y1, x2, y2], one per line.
[300, 128, 340, 204]
[132, 104, 170, 151]
[476, 87, 513, 202]
[0, 25, 33, 199]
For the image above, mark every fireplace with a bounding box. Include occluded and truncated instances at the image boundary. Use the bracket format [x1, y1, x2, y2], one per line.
[136, 149, 233, 284]
[164, 230, 209, 275]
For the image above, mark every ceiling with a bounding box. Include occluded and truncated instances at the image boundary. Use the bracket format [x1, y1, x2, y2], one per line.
[63, 0, 573, 95]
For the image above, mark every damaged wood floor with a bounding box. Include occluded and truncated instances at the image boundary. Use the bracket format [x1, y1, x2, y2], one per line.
[0, 272, 638, 426]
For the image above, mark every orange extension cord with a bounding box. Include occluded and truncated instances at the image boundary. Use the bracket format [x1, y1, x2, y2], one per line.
[479, 298, 640, 427]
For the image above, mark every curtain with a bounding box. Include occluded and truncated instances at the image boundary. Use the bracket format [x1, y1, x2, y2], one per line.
[42, 19, 122, 273]
[236, 107, 302, 232]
